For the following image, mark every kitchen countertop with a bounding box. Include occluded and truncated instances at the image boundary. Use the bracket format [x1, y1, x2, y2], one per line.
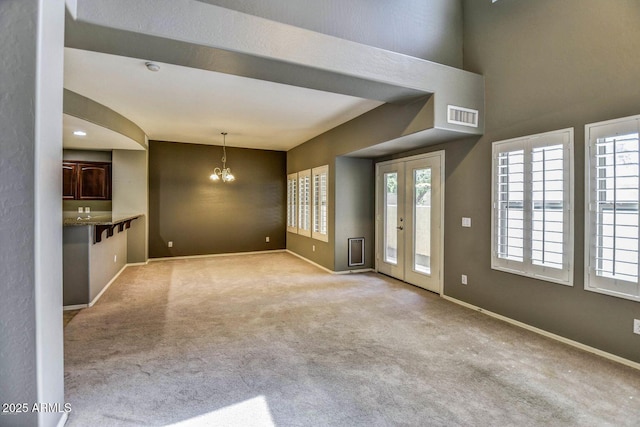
[63, 211, 142, 226]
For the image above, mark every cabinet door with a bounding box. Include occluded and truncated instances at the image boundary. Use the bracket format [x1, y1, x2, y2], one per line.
[62, 162, 77, 200]
[78, 163, 111, 200]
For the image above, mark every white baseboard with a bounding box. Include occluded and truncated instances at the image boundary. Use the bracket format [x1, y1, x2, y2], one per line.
[57, 412, 68, 427]
[285, 250, 374, 275]
[286, 250, 334, 273]
[63, 304, 88, 311]
[88, 264, 127, 307]
[149, 249, 286, 262]
[63, 252, 284, 311]
[442, 294, 640, 371]
[126, 260, 149, 266]
[334, 268, 375, 275]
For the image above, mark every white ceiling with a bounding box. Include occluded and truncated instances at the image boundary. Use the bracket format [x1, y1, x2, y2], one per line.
[63, 114, 145, 151]
[63, 48, 383, 151]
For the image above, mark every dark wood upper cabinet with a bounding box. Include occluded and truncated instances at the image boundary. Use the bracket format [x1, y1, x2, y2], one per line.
[62, 162, 78, 200]
[78, 163, 111, 200]
[63, 161, 111, 200]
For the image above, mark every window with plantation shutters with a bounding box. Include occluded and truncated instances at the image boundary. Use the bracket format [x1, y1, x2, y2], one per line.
[312, 165, 329, 242]
[287, 173, 298, 233]
[586, 115, 640, 302]
[491, 128, 574, 285]
[298, 169, 311, 237]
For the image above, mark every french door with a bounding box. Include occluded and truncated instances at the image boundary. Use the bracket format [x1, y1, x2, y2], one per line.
[376, 152, 444, 293]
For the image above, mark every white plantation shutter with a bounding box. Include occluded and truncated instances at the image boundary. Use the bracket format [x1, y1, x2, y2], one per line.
[287, 173, 298, 233]
[531, 141, 566, 270]
[298, 169, 311, 237]
[312, 165, 329, 242]
[586, 115, 640, 301]
[495, 147, 525, 263]
[492, 128, 574, 285]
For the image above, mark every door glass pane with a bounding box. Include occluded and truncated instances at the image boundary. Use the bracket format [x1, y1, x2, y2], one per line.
[384, 172, 398, 264]
[414, 168, 431, 274]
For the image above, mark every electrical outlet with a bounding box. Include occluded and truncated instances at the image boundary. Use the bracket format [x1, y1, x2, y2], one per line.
[462, 217, 471, 228]
[312, 245, 316, 252]
[113, 255, 117, 263]
[461, 274, 468, 285]
[634, 319, 640, 335]
[168, 241, 173, 248]
[266, 236, 270, 243]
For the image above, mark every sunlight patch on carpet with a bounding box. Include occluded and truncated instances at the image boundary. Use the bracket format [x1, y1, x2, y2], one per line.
[164, 395, 275, 427]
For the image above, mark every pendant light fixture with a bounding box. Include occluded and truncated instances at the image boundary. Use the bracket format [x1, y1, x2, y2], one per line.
[209, 132, 235, 182]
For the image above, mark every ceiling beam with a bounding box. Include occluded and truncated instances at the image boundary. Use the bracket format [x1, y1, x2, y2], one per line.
[67, 0, 484, 135]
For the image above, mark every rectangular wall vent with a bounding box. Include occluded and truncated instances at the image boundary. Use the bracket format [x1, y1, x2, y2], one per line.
[447, 105, 479, 128]
[348, 237, 365, 267]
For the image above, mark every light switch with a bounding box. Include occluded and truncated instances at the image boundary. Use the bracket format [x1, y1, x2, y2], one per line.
[462, 217, 471, 228]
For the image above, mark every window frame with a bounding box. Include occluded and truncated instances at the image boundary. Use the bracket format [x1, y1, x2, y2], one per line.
[297, 169, 311, 237]
[491, 128, 574, 286]
[286, 173, 298, 234]
[585, 114, 640, 302]
[311, 165, 329, 242]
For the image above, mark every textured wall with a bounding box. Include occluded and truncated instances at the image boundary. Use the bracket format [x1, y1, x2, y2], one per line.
[149, 141, 286, 257]
[0, 2, 39, 423]
[199, 0, 463, 67]
[426, 0, 640, 362]
[0, 0, 66, 426]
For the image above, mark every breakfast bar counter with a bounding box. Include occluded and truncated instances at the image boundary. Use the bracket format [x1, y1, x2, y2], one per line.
[63, 212, 142, 307]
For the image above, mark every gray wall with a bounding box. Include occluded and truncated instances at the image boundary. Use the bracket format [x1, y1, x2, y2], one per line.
[113, 149, 149, 263]
[288, 156, 377, 272]
[416, 0, 640, 363]
[63, 225, 129, 306]
[287, 100, 435, 271]
[334, 157, 375, 271]
[63, 227, 90, 306]
[89, 225, 127, 302]
[149, 141, 286, 257]
[0, 1, 66, 426]
[63, 149, 111, 162]
[198, 0, 463, 67]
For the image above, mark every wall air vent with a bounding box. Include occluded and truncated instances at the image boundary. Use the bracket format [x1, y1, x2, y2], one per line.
[348, 237, 365, 267]
[447, 105, 479, 128]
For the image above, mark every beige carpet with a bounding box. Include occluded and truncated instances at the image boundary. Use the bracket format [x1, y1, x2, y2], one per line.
[64, 252, 640, 426]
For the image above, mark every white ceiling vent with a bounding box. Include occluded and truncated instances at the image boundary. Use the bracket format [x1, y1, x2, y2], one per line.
[447, 105, 479, 128]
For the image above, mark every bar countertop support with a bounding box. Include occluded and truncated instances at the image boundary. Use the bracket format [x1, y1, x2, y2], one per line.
[63, 212, 142, 244]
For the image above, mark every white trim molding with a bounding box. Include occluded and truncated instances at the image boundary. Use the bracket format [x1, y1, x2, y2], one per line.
[584, 114, 640, 302]
[442, 295, 640, 371]
[491, 128, 574, 286]
[149, 249, 286, 262]
[89, 264, 128, 307]
[286, 250, 373, 275]
[56, 412, 69, 427]
[63, 304, 88, 311]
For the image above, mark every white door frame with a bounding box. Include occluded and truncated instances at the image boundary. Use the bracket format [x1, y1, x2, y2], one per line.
[375, 151, 445, 295]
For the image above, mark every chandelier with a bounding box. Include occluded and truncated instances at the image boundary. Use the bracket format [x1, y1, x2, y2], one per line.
[209, 132, 235, 182]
